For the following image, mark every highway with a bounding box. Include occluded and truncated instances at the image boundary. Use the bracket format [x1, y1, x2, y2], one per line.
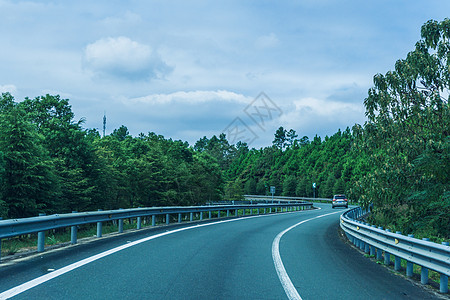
[0, 203, 438, 299]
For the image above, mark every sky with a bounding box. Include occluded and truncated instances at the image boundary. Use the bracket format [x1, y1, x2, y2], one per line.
[0, 1, 449, 148]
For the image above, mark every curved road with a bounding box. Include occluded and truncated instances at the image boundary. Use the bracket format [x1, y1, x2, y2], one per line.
[0, 204, 437, 299]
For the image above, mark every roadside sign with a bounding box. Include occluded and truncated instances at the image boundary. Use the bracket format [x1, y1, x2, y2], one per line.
[270, 186, 275, 194]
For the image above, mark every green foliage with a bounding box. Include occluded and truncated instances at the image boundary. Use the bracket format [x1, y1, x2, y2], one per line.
[0, 94, 58, 217]
[225, 126, 358, 200]
[0, 94, 225, 218]
[356, 18, 450, 238]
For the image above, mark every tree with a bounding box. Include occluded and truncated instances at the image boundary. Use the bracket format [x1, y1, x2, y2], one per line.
[282, 175, 297, 196]
[298, 136, 310, 147]
[286, 129, 298, 148]
[0, 99, 57, 218]
[272, 126, 287, 149]
[111, 125, 130, 141]
[359, 19, 450, 237]
[244, 177, 257, 195]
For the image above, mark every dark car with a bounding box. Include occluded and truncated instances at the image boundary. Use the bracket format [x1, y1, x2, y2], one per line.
[332, 194, 348, 209]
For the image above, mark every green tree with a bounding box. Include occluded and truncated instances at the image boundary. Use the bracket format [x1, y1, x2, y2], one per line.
[0, 98, 57, 217]
[359, 19, 450, 237]
[272, 126, 287, 149]
[286, 129, 298, 148]
[244, 177, 257, 195]
[111, 125, 130, 141]
[282, 175, 297, 196]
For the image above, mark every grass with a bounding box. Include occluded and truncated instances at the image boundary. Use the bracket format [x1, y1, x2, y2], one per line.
[0, 221, 136, 257]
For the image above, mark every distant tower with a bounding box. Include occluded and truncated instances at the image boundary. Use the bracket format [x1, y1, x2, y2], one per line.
[103, 112, 106, 138]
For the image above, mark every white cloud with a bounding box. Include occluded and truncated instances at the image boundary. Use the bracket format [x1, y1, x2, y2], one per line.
[256, 33, 279, 48]
[83, 37, 171, 80]
[0, 84, 17, 94]
[292, 97, 364, 117]
[128, 90, 251, 105]
[276, 97, 366, 138]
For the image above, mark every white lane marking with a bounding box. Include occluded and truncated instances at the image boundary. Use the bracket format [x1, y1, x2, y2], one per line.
[0, 209, 308, 299]
[272, 211, 341, 300]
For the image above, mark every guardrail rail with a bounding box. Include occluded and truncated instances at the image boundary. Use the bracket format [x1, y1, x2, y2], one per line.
[340, 206, 450, 294]
[244, 195, 332, 202]
[0, 202, 313, 261]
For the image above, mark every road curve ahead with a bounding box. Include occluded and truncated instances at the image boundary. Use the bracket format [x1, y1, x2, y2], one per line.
[0, 204, 437, 299]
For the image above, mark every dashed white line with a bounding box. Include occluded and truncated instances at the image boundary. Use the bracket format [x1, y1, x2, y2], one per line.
[272, 211, 341, 300]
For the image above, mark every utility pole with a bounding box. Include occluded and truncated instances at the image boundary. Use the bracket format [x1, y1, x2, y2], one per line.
[102, 112, 106, 138]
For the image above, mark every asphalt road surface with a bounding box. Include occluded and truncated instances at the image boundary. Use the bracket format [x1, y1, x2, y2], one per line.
[0, 203, 438, 299]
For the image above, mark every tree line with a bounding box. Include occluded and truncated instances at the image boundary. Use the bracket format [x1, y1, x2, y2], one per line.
[0, 94, 223, 218]
[0, 19, 448, 239]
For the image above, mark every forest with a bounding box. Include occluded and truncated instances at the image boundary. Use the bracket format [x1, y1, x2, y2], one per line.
[0, 19, 448, 239]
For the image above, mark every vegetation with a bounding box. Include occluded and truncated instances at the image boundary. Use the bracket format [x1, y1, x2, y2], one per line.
[0, 19, 448, 240]
[353, 19, 450, 238]
[0, 94, 224, 218]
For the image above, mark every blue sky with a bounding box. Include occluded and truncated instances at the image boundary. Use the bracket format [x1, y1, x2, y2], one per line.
[1, 0, 449, 148]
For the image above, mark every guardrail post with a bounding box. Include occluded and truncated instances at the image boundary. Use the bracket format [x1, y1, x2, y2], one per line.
[166, 214, 170, 225]
[235, 209, 238, 217]
[209, 211, 212, 219]
[178, 213, 182, 223]
[137, 216, 142, 229]
[71, 211, 78, 244]
[369, 225, 376, 256]
[118, 219, 124, 233]
[96, 209, 103, 237]
[190, 212, 193, 221]
[394, 231, 402, 271]
[200, 212, 203, 220]
[152, 215, 156, 226]
[117, 209, 124, 233]
[406, 234, 414, 277]
[218, 210, 221, 218]
[384, 229, 391, 265]
[376, 227, 383, 261]
[242, 208, 246, 216]
[421, 238, 430, 284]
[37, 213, 46, 252]
[441, 242, 449, 293]
[227, 210, 230, 217]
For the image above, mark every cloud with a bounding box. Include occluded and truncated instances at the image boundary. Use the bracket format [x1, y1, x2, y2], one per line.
[100, 11, 142, 28]
[277, 97, 366, 138]
[255, 33, 279, 48]
[83, 37, 172, 81]
[0, 84, 17, 94]
[128, 90, 251, 105]
[326, 83, 368, 103]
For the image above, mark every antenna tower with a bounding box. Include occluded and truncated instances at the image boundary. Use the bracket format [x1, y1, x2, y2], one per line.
[103, 112, 106, 138]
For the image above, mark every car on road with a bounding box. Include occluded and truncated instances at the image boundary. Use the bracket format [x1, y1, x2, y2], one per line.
[332, 194, 348, 209]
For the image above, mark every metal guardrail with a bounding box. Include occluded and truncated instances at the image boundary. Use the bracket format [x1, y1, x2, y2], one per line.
[340, 206, 450, 294]
[244, 195, 331, 202]
[0, 202, 313, 260]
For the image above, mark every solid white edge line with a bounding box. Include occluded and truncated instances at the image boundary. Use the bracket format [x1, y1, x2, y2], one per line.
[0, 209, 307, 299]
[272, 211, 341, 300]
